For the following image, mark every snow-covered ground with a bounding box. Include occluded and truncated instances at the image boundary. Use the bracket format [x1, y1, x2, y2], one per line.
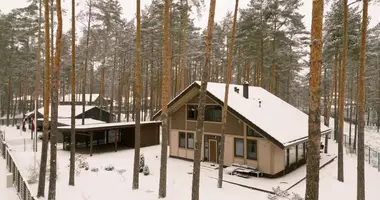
[0, 155, 19, 200]
[0, 118, 379, 200]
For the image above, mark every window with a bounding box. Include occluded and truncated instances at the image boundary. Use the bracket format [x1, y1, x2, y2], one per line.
[205, 105, 222, 122]
[187, 133, 194, 149]
[187, 105, 198, 120]
[247, 126, 263, 137]
[234, 138, 244, 157]
[298, 144, 304, 159]
[179, 132, 186, 148]
[247, 139, 257, 160]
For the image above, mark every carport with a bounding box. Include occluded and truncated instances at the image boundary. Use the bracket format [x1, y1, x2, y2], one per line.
[57, 121, 161, 156]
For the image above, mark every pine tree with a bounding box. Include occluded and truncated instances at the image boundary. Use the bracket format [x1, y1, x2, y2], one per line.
[68, 0, 76, 186]
[305, 0, 324, 200]
[37, 0, 51, 197]
[191, 0, 216, 200]
[48, 0, 62, 197]
[217, 0, 238, 189]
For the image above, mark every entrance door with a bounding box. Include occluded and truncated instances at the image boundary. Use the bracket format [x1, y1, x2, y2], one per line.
[208, 139, 217, 163]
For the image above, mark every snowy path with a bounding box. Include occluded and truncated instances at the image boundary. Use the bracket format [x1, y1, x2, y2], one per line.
[0, 156, 20, 200]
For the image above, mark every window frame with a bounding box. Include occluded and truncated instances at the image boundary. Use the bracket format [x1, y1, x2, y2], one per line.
[179, 132, 186, 148]
[247, 139, 258, 160]
[234, 138, 244, 157]
[204, 105, 222, 122]
[187, 105, 198, 120]
[187, 132, 194, 149]
[246, 126, 263, 138]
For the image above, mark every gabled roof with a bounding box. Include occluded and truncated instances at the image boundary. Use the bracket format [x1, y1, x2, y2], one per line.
[60, 94, 103, 102]
[153, 81, 331, 149]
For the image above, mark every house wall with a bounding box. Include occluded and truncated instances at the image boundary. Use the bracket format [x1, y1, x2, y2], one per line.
[168, 93, 295, 176]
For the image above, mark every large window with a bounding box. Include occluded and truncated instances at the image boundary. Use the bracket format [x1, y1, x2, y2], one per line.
[179, 132, 186, 148]
[247, 126, 263, 137]
[187, 105, 198, 120]
[234, 138, 244, 157]
[247, 139, 257, 160]
[187, 104, 222, 122]
[187, 133, 194, 149]
[205, 105, 222, 122]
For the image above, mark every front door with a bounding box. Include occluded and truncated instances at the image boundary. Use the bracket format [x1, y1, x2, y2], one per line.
[209, 139, 217, 163]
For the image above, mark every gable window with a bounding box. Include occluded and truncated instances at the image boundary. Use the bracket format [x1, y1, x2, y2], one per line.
[179, 132, 186, 148]
[187, 132, 194, 149]
[205, 105, 222, 122]
[247, 126, 263, 137]
[234, 138, 244, 157]
[247, 139, 257, 160]
[187, 105, 198, 120]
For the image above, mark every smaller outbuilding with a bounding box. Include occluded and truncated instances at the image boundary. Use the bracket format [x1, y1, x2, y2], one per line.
[57, 121, 161, 156]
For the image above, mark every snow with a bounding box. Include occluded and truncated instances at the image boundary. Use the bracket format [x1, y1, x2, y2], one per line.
[57, 120, 160, 130]
[55, 118, 105, 126]
[194, 81, 331, 147]
[0, 155, 19, 200]
[36, 105, 95, 118]
[0, 115, 379, 200]
[60, 94, 100, 102]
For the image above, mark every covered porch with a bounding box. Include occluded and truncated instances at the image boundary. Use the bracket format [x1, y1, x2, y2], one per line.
[58, 121, 161, 156]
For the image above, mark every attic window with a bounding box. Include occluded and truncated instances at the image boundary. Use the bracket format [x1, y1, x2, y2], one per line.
[187, 105, 198, 120]
[247, 126, 263, 138]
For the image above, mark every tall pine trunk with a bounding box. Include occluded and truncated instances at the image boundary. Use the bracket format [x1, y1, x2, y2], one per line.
[132, 0, 141, 190]
[48, 0, 62, 198]
[34, 0, 42, 146]
[158, 0, 171, 197]
[37, 0, 51, 197]
[68, 0, 76, 186]
[305, 0, 324, 200]
[357, 0, 368, 199]
[337, 0, 348, 182]
[192, 1, 216, 199]
[217, 0, 238, 189]
[82, 0, 92, 125]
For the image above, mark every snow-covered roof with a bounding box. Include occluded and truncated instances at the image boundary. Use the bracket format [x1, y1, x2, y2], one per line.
[60, 94, 102, 102]
[37, 105, 96, 118]
[57, 121, 161, 131]
[36, 118, 105, 126]
[160, 81, 331, 148]
[12, 95, 43, 101]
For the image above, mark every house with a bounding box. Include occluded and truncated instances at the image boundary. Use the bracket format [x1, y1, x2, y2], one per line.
[25, 105, 115, 129]
[60, 94, 111, 106]
[152, 81, 331, 177]
[57, 121, 161, 156]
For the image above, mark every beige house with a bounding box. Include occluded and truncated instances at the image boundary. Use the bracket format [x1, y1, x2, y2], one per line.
[153, 81, 331, 177]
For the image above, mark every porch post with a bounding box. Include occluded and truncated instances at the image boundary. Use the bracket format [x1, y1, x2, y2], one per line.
[90, 132, 93, 157]
[114, 129, 118, 152]
[324, 132, 329, 153]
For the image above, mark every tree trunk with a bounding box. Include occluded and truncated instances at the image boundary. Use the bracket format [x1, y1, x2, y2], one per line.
[34, 0, 42, 144]
[68, 0, 76, 186]
[305, 0, 324, 200]
[110, 41, 117, 123]
[37, 0, 51, 197]
[117, 59, 126, 122]
[82, 0, 92, 125]
[218, 0, 238, 189]
[349, 71, 354, 145]
[158, 0, 171, 197]
[180, 0, 188, 91]
[191, 1, 216, 199]
[48, 0, 62, 198]
[357, 0, 368, 199]
[337, 0, 348, 182]
[6, 77, 11, 127]
[132, 0, 141, 190]
[323, 66, 329, 154]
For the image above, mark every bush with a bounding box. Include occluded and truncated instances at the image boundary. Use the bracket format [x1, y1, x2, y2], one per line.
[143, 165, 150, 176]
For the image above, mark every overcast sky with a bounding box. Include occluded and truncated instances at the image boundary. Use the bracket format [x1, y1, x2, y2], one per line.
[2, 0, 380, 32]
